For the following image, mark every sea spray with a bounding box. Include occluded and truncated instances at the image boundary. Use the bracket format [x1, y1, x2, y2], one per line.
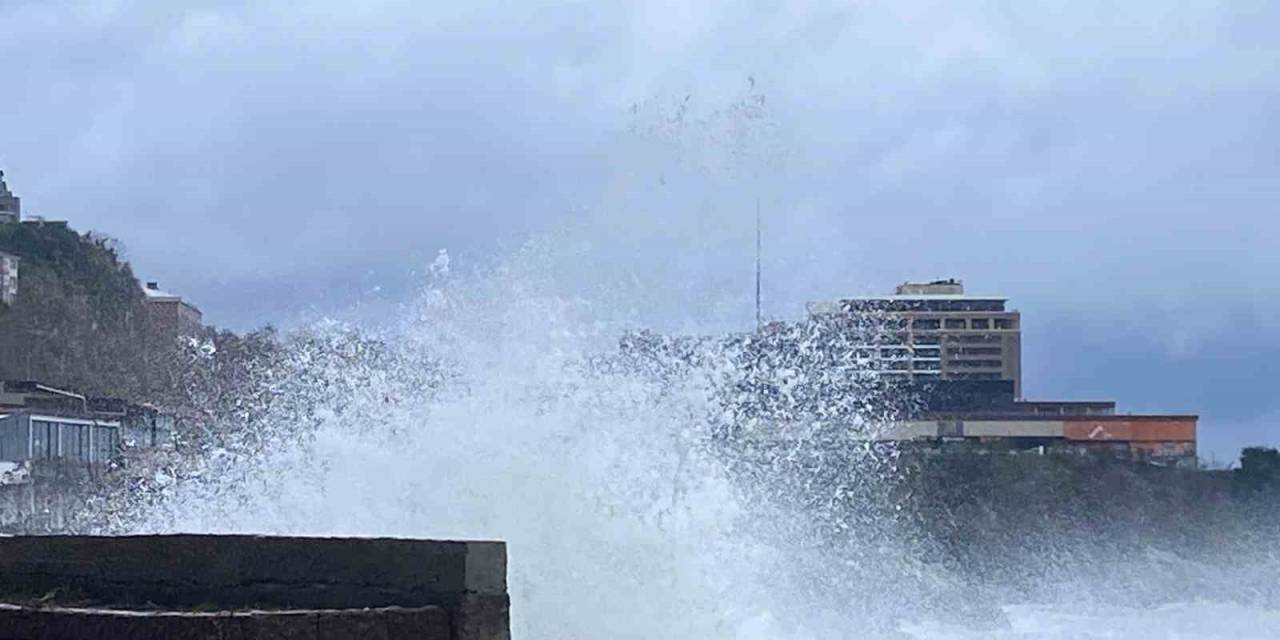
[113, 252, 909, 638]
[101, 250, 1280, 639]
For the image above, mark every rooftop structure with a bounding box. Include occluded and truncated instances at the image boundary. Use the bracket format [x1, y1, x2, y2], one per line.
[809, 279, 1023, 397]
[895, 278, 965, 296]
[0, 171, 19, 224]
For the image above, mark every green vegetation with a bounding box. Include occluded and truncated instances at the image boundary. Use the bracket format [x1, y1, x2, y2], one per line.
[0, 222, 282, 420]
[0, 223, 151, 398]
[1238, 446, 1280, 491]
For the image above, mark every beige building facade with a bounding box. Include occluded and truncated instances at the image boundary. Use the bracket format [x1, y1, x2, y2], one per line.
[809, 279, 1023, 397]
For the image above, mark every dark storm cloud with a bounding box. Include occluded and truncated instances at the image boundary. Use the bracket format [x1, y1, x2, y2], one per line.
[3, 1, 1280, 457]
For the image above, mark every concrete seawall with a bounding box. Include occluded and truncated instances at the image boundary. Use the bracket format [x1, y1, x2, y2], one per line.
[0, 534, 509, 639]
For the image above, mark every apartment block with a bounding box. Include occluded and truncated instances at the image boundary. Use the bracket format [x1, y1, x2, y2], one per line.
[808, 279, 1022, 397]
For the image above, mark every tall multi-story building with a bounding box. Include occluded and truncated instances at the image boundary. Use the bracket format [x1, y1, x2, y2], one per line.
[808, 279, 1023, 397]
[0, 171, 20, 224]
[0, 252, 17, 307]
[798, 278, 1198, 466]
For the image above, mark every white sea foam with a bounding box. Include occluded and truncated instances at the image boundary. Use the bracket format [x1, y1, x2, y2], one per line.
[127, 255, 1280, 639]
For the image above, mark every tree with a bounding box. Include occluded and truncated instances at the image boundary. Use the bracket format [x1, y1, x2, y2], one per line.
[1237, 446, 1280, 491]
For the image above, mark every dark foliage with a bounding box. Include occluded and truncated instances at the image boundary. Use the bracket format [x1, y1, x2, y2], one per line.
[0, 224, 152, 398]
[1237, 446, 1280, 492]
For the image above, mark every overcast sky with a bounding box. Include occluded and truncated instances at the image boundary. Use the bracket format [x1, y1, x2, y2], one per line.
[3, 1, 1279, 459]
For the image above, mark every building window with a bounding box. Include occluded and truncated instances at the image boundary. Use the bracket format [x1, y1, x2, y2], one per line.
[913, 335, 941, 345]
[994, 318, 1015, 329]
[970, 318, 990, 329]
[944, 319, 966, 329]
[957, 334, 1001, 344]
[913, 348, 941, 358]
[63, 424, 91, 462]
[31, 421, 55, 459]
[954, 359, 1004, 369]
[0, 421, 17, 460]
[93, 427, 116, 463]
[912, 318, 941, 330]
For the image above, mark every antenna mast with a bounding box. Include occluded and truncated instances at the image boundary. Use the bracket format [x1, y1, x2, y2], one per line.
[755, 198, 762, 331]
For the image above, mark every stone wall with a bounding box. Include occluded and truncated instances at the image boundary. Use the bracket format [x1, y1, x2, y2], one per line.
[0, 535, 509, 640]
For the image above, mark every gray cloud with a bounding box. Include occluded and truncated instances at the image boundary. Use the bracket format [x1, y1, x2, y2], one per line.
[3, 0, 1280, 458]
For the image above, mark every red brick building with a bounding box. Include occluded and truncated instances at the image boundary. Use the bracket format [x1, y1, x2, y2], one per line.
[142, 282, 203, 338]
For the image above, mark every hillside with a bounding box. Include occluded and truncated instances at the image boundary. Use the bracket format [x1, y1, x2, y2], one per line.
[0, 222, 153, 398]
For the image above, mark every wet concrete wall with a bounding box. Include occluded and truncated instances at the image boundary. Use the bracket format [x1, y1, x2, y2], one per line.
[0, 603, 452, 639]
[0, 535, 509, 640]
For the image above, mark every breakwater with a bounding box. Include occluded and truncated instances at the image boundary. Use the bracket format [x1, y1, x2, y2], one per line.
[0, 535, 509, 640]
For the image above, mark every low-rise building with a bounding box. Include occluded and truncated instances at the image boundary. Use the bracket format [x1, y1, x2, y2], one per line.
[0, 382, 175, 531]
[142, 281, 204, 338]
[894, 375, 1196, 466]
[0, 381, 174, 465]
[0, 413, 119, 465]
[880, 413, 1198, 467]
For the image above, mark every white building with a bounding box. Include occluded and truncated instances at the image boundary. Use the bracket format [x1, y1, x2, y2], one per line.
[0, 252, 16, 307]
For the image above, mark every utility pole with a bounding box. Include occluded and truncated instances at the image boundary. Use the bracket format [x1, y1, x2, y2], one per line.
[755, 198, 762, 331]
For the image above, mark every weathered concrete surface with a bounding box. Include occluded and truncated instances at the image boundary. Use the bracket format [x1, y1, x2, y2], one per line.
[0, 604, 452, 640]
[0, 535, 509, 640]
